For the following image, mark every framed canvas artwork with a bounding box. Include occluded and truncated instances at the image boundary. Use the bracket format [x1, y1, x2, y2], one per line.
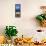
[15, 4, 21, 17]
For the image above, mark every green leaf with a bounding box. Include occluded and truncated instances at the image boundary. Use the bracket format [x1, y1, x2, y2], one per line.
[5, 26, 18, 39]
[36, 15, 44, 21]
[44, 15, 46, 20]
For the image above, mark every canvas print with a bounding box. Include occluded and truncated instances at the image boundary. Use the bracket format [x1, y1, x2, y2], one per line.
[15, 4, 21, 17]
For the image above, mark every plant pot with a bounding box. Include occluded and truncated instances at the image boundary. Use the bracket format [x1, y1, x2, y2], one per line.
[40, 20, 46, 27]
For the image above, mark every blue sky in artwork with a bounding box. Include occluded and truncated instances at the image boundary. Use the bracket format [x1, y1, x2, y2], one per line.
[15, 4, 21, 12]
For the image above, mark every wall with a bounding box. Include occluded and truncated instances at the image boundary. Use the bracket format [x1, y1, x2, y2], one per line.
[0, 0, 46, 41]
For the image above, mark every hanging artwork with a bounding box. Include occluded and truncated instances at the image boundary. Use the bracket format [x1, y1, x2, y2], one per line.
[15, 4, 21, 17]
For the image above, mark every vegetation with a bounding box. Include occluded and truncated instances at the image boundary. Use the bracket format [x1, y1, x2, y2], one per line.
[5, 26, 18, 39]
[36, 14, 46, 21]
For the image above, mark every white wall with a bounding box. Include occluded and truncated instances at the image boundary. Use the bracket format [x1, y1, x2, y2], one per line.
[0, 0, 46, 40]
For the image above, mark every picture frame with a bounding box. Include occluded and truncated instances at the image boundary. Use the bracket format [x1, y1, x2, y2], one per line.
[15, 4, 21, 17]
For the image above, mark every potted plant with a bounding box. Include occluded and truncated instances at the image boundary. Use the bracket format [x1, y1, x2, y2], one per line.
[36, 6, 46, 27]
[36, 14, 46, 27]
[5, 26, 18, 43]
